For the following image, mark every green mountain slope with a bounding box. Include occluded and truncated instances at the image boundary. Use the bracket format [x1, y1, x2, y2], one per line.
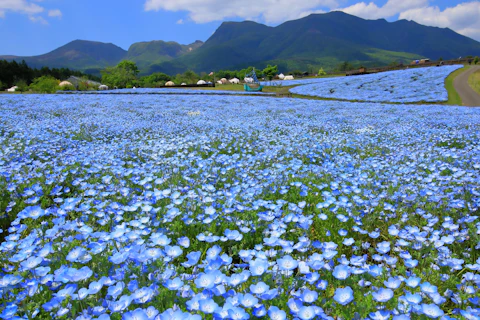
[126, 40, 203, 71]
[157, 11, 480, 73]
[0, 40, 127, 72]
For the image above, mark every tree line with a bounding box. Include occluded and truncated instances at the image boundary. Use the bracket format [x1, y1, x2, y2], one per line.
[0, 60, 100, 91]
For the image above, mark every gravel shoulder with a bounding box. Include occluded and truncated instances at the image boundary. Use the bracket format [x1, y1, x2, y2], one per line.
[453, 65, 480, 107]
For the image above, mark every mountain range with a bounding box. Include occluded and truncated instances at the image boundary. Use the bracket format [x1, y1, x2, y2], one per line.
[2, 11, 480, 75]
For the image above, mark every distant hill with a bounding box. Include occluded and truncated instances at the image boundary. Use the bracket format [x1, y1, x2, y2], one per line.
[155, 11, 480, 74]
[2, 11, 480, 75]
[126, 40, 203, 71]
[0, 40, 127, 74]
[0, 39, 204, 76]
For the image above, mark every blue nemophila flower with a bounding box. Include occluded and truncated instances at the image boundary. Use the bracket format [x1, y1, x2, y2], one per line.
[199, 298, 219, 314]
[277, 255, 298, 271]
[421, 304, 444, 318]
[268, 306, 287, 320]
[297, 306, 316, 320]
[334, 286, 354, 305]
[372, 288, 394, 302]
[20, 256, 42, 270]
[249, 258, 269, 276]
[123, 308, 149, 320]
[195, 272, 216, 289]
[332, 265, 351, 280]
[18, 206, 46, 220]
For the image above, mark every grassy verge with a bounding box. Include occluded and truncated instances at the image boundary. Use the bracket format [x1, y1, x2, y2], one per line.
[468, 69, 480, 95]
[444, 65, 470, 105]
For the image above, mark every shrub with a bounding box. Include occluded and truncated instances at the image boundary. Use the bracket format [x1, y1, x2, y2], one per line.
[60, 84, 76, 91]
[16, 80, 29, 92]
[29, 76, 59, 93]
[475, 56, 479, 65]
[318, 68, 327, 76]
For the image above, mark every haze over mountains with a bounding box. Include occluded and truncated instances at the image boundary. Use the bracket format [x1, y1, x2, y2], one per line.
[2, 11, 480, 75]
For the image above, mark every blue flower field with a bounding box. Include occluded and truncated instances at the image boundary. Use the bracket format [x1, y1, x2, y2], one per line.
[289, 66, 462, 103]
[0, 89, 479, 320]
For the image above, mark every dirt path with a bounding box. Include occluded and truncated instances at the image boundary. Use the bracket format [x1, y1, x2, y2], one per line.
[453, 65, 480, 107]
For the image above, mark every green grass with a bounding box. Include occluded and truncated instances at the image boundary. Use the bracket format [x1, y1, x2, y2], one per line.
[468, 69, 480, 95]
[444, 65, 470, 105]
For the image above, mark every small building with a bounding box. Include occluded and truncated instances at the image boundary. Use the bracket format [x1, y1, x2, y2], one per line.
[284, 75, 295, 80]
[165, 81, 175, 87]
[359, 67, 367, 73]
[98, 85, 109, 90]
[7, 86, 18, 92]
[59, 81, 74, 87]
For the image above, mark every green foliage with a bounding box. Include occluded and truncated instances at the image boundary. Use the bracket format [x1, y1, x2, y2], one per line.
[29, 76, 59, 93]
[262, 65, 278, 80]
[475, 56, 479, 65]
[140, 72, 171, 87]
[15, 80, 29, 92]
[60, 84, 76, 91]
[0, 59, 100, 90]
[101, 60, 139, 89]
[336, 61, 355, 72]
[0, 80, 4, 90]
[173, 70, 199, 85]
[77, 79, 98, 91]
[318, 68, 327, 76]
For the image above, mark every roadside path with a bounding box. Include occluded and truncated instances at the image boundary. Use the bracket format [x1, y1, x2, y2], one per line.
[453, 66, 480, 107]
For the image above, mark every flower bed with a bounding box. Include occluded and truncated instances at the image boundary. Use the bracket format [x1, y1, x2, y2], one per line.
[0, 94, 479, 319]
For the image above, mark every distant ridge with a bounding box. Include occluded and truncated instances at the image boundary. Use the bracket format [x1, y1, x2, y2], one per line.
[1, 11, 479, 75]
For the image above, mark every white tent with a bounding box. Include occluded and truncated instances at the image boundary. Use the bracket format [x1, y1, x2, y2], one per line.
[229, 78, 240, 84]
[197, 80, 207, 85]
[165, 81, 175, 87]
[244, 77, 254, 83]
[98, 85, 109, 90]
[181, 83, 187, 86]
[278, 73, 285, 80]
[284, 75, 295, 80]
[217, 80, 223, 84]
[59, 81, 73, 87]
[7, 86, 18, 92]
[220, 78, 228, 84]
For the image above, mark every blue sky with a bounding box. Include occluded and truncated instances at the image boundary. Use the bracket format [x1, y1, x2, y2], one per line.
[0, 0, 479, 56]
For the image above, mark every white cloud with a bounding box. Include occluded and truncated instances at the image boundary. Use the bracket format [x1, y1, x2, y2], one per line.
[144, 0, 338, 24]
[48, 8, 61, 18]
[176, 18, 183, 24]
[0, 0, 44, 16]
[28, 14, 47, 24]
[399, 2, 480, 41]
[340, 0, 428, 19]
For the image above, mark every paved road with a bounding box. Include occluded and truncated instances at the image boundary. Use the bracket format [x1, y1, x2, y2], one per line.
[453, 65, 480, 107]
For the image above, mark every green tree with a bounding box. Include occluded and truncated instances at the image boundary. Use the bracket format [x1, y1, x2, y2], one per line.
[141, 73, 171, 87]
[101, 60, 139, 88]
[318, 68, 327, 76]
[262, 65, 278, 81]
[475, 56, 479, 65]
[29, 76, 59, 93]
[0, 80, 4, 91]
[16, 80, 29, 92]
[337, 61, 355, 72]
